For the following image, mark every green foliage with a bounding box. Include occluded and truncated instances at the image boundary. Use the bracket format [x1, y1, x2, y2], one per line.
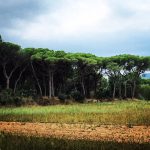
[65, 53, 98, 65]
[95, 78, 109, 99]
[18, 79, 37, 98]
[0, 39, 150, 103]
[0, 89, 13, 105]
[140, 79, 150, 85]
[58, 93, 67, 103]
[0, 34, 2, 42]
[0, 89, 22, 106]
[71, 90, 85, 102]
[139, 84, 150, 100]
[0, 42, 20, 61]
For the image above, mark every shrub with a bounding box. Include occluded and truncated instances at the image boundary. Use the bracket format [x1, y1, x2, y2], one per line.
[0, 89, 13, 105]
[0, 89, 23, 106]
[95, 77, 110, 99]
[95, 88, 110, 99]
[58, 93, 67, 103]
[71, 90, 85, 102]
[139, 84, 150, 100]
[19, 88, 37, 98]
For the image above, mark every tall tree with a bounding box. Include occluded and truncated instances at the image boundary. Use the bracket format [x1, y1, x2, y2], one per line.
[13, 50, 29, 93]
[0, 35, 2, 42]
[65, 53, 97, 97]
[31, 49, 68, 99]
[105, 61, 122, 99]
[23, 48, 43, 96]
[0, 42, 21, 89]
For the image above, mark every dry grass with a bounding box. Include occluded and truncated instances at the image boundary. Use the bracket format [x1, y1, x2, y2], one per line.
[0, 122, 150, 143]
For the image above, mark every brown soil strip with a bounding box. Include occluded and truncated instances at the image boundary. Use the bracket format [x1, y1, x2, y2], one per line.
[0, 122, 150, 143]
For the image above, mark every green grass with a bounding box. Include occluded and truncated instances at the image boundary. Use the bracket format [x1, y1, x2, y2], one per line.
[0, 100, 150, 125]
[0, 132, 150, 150]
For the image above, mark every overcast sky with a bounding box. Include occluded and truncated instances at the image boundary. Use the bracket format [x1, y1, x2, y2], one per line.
[0, 0, 150, 56]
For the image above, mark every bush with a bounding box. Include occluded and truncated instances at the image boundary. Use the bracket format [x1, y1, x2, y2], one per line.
[95, 77, 110, 99]
[95, 88, 110, 99]
[18, 88, 37, 98]
[140, 79, 150, 85]
[58, 93, 67, 103]
[71, 90, 85, 102]
[0, 89, 23, 106]
[13, 97, 23, 106]
[139, 84, 150, 100]
[0, 89, 13, 105]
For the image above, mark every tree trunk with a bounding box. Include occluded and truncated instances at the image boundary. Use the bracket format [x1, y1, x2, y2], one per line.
[6, 77, 10, 89]
[73, 76, 77, 91]
[51, 72, 55, 97]
[2, 63, 17, 90]
[48, 69, 52, 99]
[31, 61, 42, 96]
[124, 81, 127, 98]
[94, 75, 97, 96]
[119, 84, 122, 99]
[81, 78, 85, 96]
[132, 81, 136, 99]
[14, 67, 27, 93]
[112, 82, 116, 99]
[43, 76, 47, 97]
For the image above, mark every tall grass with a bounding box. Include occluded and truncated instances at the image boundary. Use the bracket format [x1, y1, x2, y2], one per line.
[0, 100, 150, 125]
[0, 132, 150, 150]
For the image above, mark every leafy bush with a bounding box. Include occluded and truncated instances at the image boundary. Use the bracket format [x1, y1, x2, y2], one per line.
[13, 97, 23, 106]
[0, 89, 14, 105]
[71, 90, 85, 102]
[58, 93, 67, 103]
[139, 84, 150, 100]
[140, 79, 150, 85]
[95, 88, 110, 99]
[18, 88, 37, 98]
[95, 77, 110, 99]
[0, 89, 23, 106]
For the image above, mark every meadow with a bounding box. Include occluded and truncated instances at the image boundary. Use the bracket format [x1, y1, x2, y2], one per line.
[0, 100, 150, 125]
[0, 132, 149, 150]
[0, 100, 150, 150]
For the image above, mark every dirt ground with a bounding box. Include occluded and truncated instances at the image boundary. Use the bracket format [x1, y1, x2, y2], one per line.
[0, 122, 150, 143]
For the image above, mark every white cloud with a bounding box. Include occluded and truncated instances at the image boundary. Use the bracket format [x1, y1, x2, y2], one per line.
[8, 0, 110, 40]
[6, 0, 150, 42]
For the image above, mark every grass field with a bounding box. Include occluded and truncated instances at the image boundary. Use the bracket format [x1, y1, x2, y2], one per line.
[0, 132, 150, 150]
[0, 100, 150, 150]
[0, 100, 150, 125]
